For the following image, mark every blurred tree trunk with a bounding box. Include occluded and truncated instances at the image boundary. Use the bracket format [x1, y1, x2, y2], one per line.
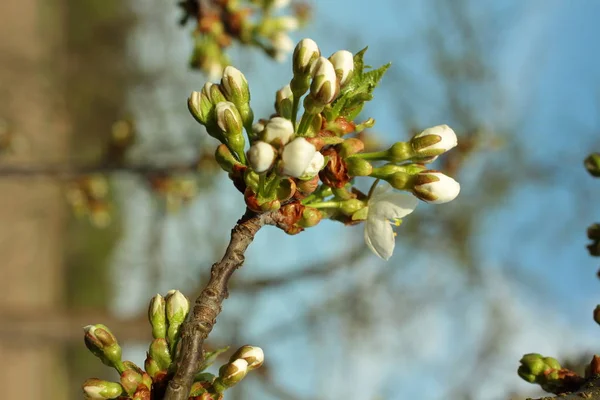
[0, 0, 70, 398]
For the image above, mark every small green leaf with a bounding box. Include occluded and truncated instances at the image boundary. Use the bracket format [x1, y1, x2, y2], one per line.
[198, 346, 230, 372]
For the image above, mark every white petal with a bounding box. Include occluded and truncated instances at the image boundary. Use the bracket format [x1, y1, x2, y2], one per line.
[364, 216, 395, 260]
[369, 184, 418, 219]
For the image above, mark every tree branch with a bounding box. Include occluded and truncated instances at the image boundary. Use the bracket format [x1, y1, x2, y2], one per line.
[163, 208, 284, 400]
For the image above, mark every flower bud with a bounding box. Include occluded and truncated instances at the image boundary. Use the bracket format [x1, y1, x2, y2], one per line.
[221, 66, 250, 107]
[293, 38, 320, 76]
[144, 356, 161, 380]
[82, 379, 124, 399]
[84, 324, 122, 367]
[338, 138, 364, 158]
[275, 85, 294, 120]
[148, 294, 166, 339]
[585, 153, 600, 177]
[165, 290, 190, 347]
[298, 207, 323, 228]
[229, 345, 265, 370]
[281, 137, 317, 178]
[309, 57, 338, 106]
[120, 369, 143, 396]
[412, 171, 460, 204]
[345, 157, 372, 176]
[149, 338, 172, 370]
[296, 175, 319, 195]
[262, 117, 295, 147]
[252, 121, 266, 136]
[329, 50, 354, 86]
[215, 144, 243, 173]
[218, 359, 249, 388]
[247, 141, 276, 173]
[271, 32, 295, 61]
[215, 102, 243, 137]
[410, 125, 457, 157]
[339, 199, 366, 215]
[518, 353, 561, 384]
[299, 151, 325, 179]
[188, 89, 211, 126]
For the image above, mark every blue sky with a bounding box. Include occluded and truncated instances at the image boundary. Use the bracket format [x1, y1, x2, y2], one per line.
[116, 1, 600, 399]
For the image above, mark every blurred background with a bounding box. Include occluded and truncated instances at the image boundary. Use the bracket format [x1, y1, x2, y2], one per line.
[1, 0, 600, 399]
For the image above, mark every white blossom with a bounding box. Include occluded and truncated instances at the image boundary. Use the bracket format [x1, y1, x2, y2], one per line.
[247, 141, 276, 173]
[412, 124, 458, 156]
[281, 137, 317, 177]
[413, 171, 460, 204]
[364, 183, 418, 260]
[329, 50, 354, 86]
[293, 38, 320, 74]
[262, 117, 294, 146]
[299, 151, 324, 179]
[310, 57, 338, 104]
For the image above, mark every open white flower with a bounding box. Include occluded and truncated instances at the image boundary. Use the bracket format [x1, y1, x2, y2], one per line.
[364, 183, 418, 260]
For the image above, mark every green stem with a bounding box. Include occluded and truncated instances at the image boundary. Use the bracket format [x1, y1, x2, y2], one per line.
[308, 201, 342, 209]
[265, 175, 282, 198]
[297, 112, 315, 135]
[351, 150, 390, 161]
[291, 95, 300, 128]
[258, 173, 267, 197]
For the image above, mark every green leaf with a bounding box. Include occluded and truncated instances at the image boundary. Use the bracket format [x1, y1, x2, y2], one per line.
[198, 346, 230, 372]
[329, 47, 391, 121]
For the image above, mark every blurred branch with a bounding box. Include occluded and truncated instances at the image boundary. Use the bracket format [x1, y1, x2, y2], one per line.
[0, 162, 199, 179]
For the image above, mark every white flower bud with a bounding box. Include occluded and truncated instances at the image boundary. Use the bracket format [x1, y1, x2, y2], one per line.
[281, 137, 317, 177]
[262, 117, 294, 146]
[252, 121, 265, 135]
[310, 57, 338, 105]
[221, 66, 250, 106]
[275, 84, 294, 119]
[272, 32, 294, 61]
[276, 16, 299, 31]
[411, 125, 458, 157]
[229, 345, 265, 370]
[215, 101, 243, 136]
[293, 38, 320, 75]
[218, 358, 249, 387]
[329, 50, 354, 86]
[247, 141, 277, 173]
[299, 151, 324, 179]
[412, 171, 460, 204]
[165, 290, 190, 325]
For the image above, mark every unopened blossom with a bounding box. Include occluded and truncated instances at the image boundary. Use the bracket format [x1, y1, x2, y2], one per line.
[364, 183, 418, 260]
[262, 117, 294, 146]
[329, 50, 354, 86]
[272, 32, 295, 62]
[300, 151, 325, 179]
[411, 124, 457, 157]
[281, 137, 317, 177]
[247, 141, 277, 173]
[221, 66, 250, 105]
[310, 57, 338, 105]
[293, 38, 320, 75]
[230, 345, 265, 370]
[412, 171, 460, 204]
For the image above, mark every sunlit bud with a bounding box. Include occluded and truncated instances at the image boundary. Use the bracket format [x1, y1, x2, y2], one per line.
[299, 151, 324, 179]
[218, 359, 249, 388]
[281, 137, 317, 178]
[252, 121, 265, 136]
[412, 171, 460, 204]
[165, 290, 190, 347]
[293, 38, 320, 76]
[272, 33, 295, 62]
[345, 157, 373, 176]
[84, 324, 122, 367]
[411, 125, 457, 157]
[215, 144, 243, 173]
[188, 90, 211, 126]
[120, 369, 143, 396]
[275, 85, 294, 119]
[262, 117, 295, 147]
[147, 294, 166, 339]
[221, 66, 250, 107]
[149, 338, 172, 370]
[82, 379, 124, 399]
[309, 57, 338, 106]
[518, 353, 561, 383]
[132, 387, 151, 400]
[247, 141, 276, 173]
[215, 102, 243, 137]
[339, 199, 366, 215]
[585, 153, 600, 177]
[230, 345, 265, 370]
[144, 356, 161, 380]
[329, 50, 354, 86]
[298, 207, 323, 228]
[338, 138, 364, 158]
[275, 16, 299, 31]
